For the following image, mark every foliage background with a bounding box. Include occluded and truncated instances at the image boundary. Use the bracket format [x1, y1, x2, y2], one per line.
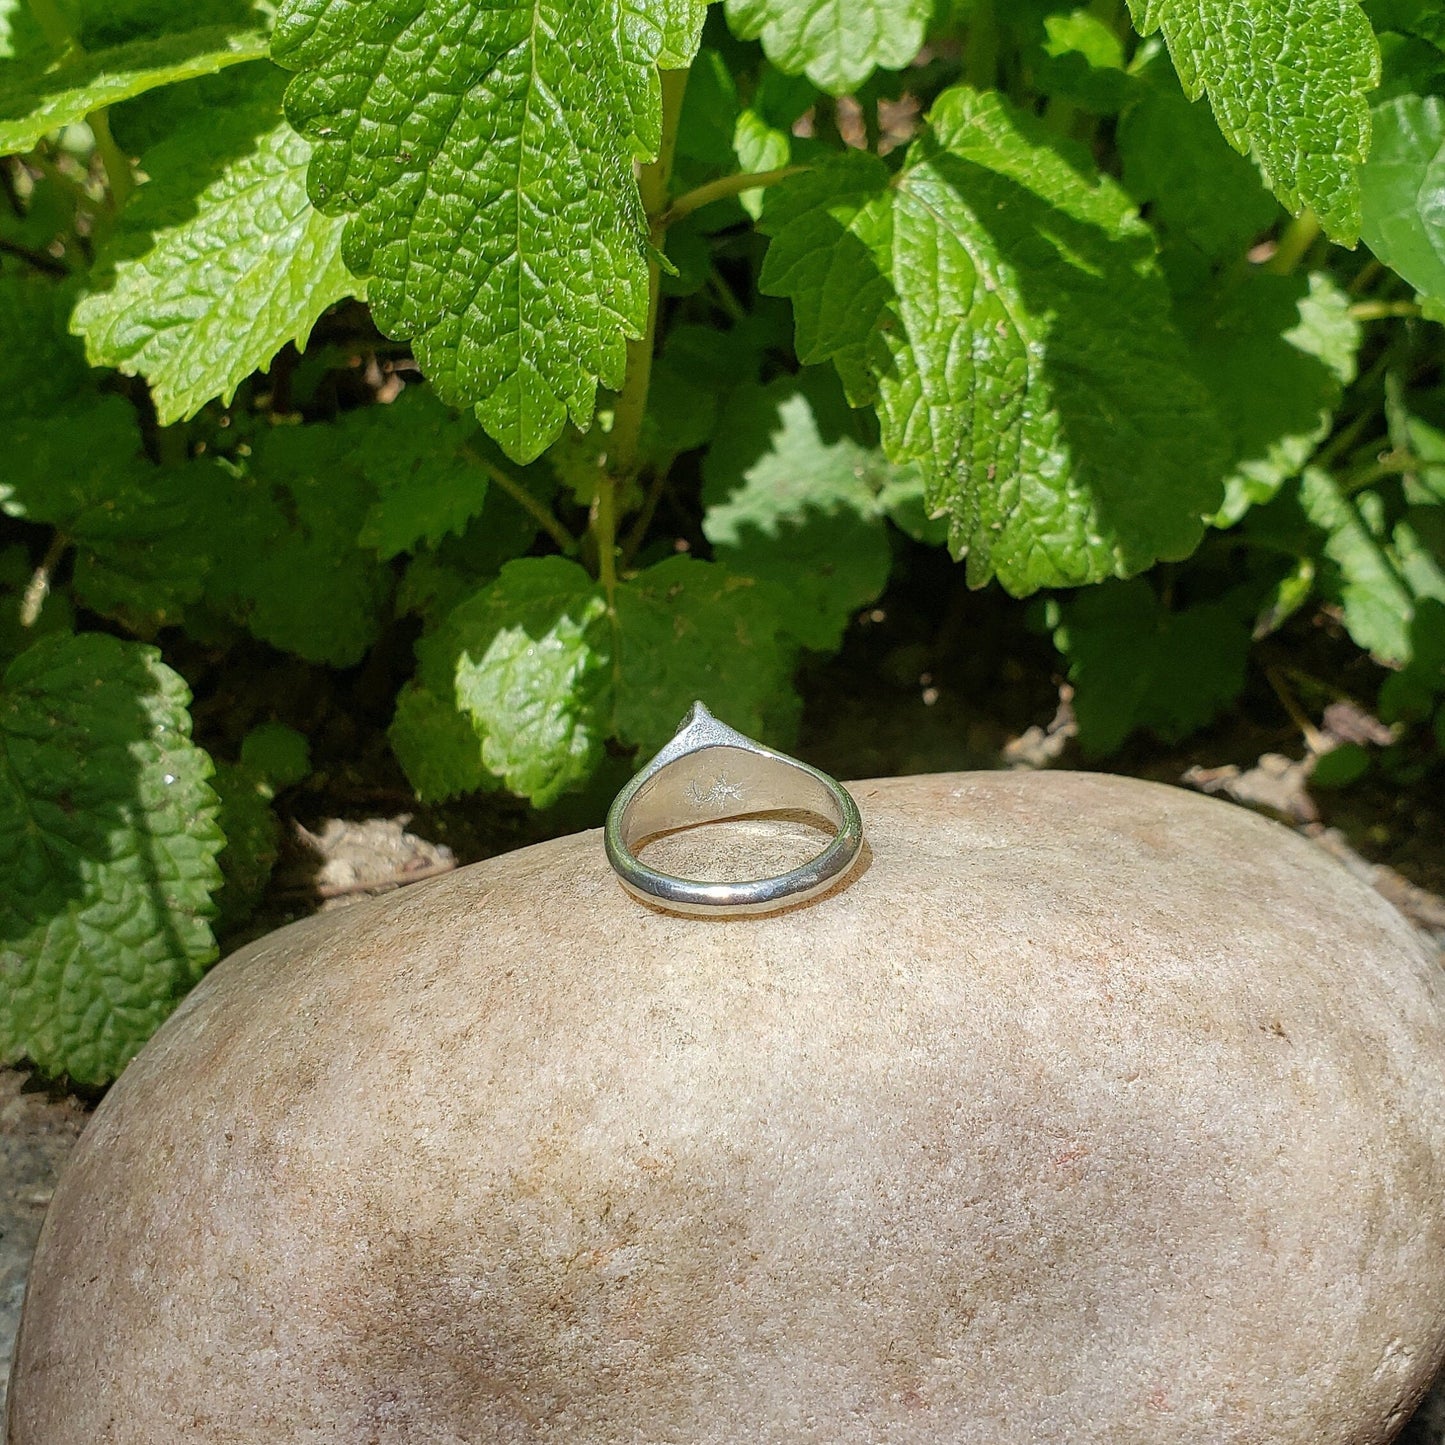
[0, 0, 1442, 1085]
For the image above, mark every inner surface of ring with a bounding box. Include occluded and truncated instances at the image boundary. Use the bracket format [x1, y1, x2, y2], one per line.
[621, 746, 842, 853]
[635, 811, 839, 886]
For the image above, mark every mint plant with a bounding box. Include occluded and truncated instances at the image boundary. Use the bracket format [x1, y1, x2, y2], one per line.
[1, 0, 1443, 1081]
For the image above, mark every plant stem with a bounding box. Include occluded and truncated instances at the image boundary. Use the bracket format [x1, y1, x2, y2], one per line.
[463, 446, 579, 555]
[621, 464, 670, 566]
[595, 469, 619, 607]
[88, 109, 133, 209]
[24, 0, 134, 207]
[1343, 449, 1422, 494]
[1348, 258, 1384, 295]
[1349, 299, 1422, 321]
[24, 0, 73, 52]
[601, 67, 684, 491]
[707, 264, 747, 323]
[965, 0, 999, 91]
[20, 532, 68, 628]
[1264, 666, 1328, 754]
[665, 164, 806, 227]
[0, 236, 68, 275]
[1311, 409, 1376, 474]
[1268, 210, 1322, 275]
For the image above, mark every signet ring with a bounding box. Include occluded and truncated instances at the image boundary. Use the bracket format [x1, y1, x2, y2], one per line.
[604, 702, 864, 916]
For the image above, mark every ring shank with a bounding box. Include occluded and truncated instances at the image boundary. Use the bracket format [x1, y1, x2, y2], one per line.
[606, 737, 863, 916]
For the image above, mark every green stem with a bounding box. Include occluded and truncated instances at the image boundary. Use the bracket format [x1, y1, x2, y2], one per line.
[24, 0, 73, 52]
[24, 0, 134, 207]
[30, 154, 102, 216]
[596, 68, 689, 605]
[607, 69, 687, 483]
[20, 531, 68, 628]
[0, 236, 68, 275]
[707, 264, 747, 323]
[595, 471, 619, 607]
[665, 164, 806, 226]
[88, 109, 133, 209]
[1348, 258, 1385, 296]
[621, 463, 670, 567]
[1268, 210, 1322, 275]
[1342, 449, 1422, 494]
[1310, 409, 1376, 475]
[463, 446, 579, 556]
[965, 0, 999, 91]
[1349, 299, 1422, 321]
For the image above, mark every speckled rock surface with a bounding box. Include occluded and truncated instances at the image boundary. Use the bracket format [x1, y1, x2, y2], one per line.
[9, 771, 1445, 1444]
[0, 1074, 86, 1427]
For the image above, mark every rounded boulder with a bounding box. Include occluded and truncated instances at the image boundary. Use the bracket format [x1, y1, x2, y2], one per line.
[9, 771, 1445, 1443]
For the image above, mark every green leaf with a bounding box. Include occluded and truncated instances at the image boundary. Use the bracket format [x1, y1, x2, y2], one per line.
[613, 555, 800, 752]
[239, 721, 310, 790]
[351, 390, 489, 559]
[388, 682, 495, 803]
[210, 760, 279, 933]
[0, 275, 213, 633]
[1359, 93, 1445, 312]
[701, 370, 897, 650]
[0, 0, 34, 62]
[1123, 0, 1379, 242]
[723, 0, 930, 94]
[204, 425, 389, 666]
[1311, 741, 1372, 787]
[0, 26, 269, 155]
[0, 633, 222, 1084]
[1185, 272, 1359, 525]
[1032, 8, 1134, 115]
[733, 107, 791, 220]
[272, 0, 706, 463]
[1052, 578, 1254, 754]
[71, 65, 357, 425]
[419, 557, 611, 808]
[69, 0, 264, 50]
[1118, 53, 1280, 260]
[1299, 467, 1444, 664]
[398, 555, 800, 805]
[653, 0, 712, 67]
[760, 86, 1225, 594]
[1401, 411, 1445, 505]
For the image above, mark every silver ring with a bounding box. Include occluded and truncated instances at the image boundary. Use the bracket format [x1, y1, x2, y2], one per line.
[605, 702, 864, 916]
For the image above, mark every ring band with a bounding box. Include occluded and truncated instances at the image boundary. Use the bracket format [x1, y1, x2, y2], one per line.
[604, 701, 864, 916]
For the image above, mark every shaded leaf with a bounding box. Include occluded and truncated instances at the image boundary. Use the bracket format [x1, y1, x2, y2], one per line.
[701, 370, 898, 650]
[0, 633, 222, 1084]
[1300, 467, 1444, 664]
[203, 426, 389, 666]
[0, 26, 268, 154]
[1359, 93, 1445, 311]
[1118, 53, 1279, 259]
[761, 86, 1225, 593]
[1185, 272, 1359, 525]
[1052, 578, 1254, 754]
